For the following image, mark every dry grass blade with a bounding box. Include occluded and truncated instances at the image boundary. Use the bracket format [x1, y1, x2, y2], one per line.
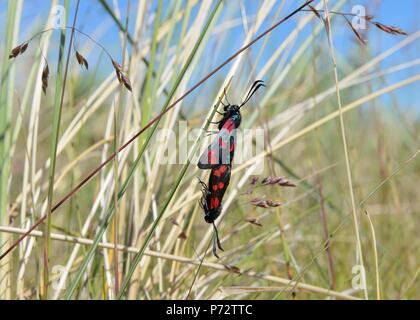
[364, 210, 380, 300]
[216, 286, 288, 297]
[0, 225, 360, 300]
[322, 0, 367, 299]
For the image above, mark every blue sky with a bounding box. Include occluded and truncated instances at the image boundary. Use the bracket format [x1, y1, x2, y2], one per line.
[1, 0, 419, 112]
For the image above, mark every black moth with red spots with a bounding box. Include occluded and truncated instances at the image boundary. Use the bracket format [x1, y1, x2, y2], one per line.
[198, 80, 265, 258]
[198, 164, 231, 258]
[198, 80, 265, 169]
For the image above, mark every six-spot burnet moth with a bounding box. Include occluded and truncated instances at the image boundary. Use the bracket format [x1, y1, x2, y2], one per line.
[197, 80, 266, 258]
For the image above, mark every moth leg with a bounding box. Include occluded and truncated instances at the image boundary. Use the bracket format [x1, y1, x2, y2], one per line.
[205, 130, 218, 136]
[223, 87, 231, 106]
[196, 177, 207, 187]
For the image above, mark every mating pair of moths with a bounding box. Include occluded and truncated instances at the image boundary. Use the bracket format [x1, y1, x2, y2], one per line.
[197, 80, 265, 257]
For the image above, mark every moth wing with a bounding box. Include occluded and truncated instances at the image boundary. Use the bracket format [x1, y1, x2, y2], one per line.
[207, 164, 232, 211]
[197, 127, 236, 169]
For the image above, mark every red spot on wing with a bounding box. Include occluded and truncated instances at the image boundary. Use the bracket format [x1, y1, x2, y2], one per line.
[207, 150, 217, 164]
[213, 168, 222, 177]
[219, 165, 227, 173]
[218, 182, 224, 189]
[222, 119, 235, 133]
[210, 197, 220, 209]
[218, 137, 227, 148]
[212, 184, 218, 191]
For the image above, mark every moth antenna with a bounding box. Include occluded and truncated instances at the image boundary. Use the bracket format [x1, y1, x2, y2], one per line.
[239, 83, 265, 108]
[241, 80, 261, 104]
[239, 80, 266, 108]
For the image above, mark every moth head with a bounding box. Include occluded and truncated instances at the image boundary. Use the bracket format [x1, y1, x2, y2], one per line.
[225, 104, 239, 112]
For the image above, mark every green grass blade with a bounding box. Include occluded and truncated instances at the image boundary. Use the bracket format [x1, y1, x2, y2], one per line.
[0, 0, 22, 299]
[43, 0, 73, 299]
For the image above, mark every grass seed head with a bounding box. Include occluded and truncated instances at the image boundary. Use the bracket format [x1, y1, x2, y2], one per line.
[75, 50, 89, 70]
[224, 265, 241, 274]
[41, 62, 49, 94]
[261, 176, 296, 187]
[245, 217, 263, 227]
[250, 197, 282, 208]
[372, 21, 408, 35]
[9, 43, 29, 59]
[111, 59, 131, 91]
[178, 231, 187, 240]
[344, 16, 367, 45]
